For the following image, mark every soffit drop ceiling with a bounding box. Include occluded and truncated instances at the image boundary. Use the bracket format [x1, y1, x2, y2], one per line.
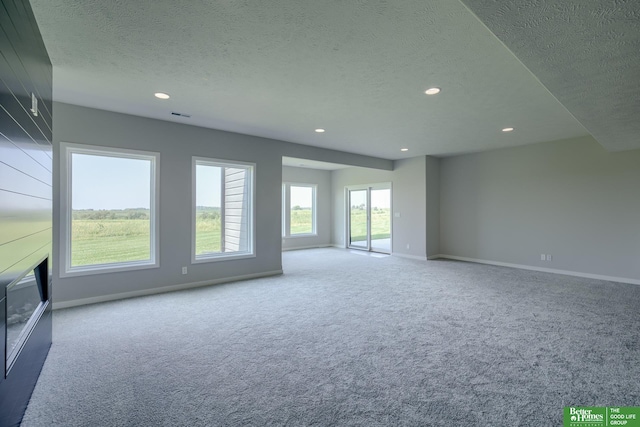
[30, 0, 598, 159]
[282, 157, 351, 171]
[460, 0, 640, 152]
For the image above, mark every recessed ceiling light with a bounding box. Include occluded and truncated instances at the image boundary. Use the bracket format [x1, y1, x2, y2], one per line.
[401, 148, 409, 152]
[502, 127, 514, 132]
[154, 92, 170, 99]
[315, 128, 325, 133]
[424, 87, 441, 95]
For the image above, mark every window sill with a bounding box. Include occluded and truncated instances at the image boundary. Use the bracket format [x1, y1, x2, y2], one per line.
[61, 260, 159, 278]
[192, 252, 256, 264]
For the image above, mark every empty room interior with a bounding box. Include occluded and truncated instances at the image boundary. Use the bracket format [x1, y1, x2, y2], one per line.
[1, 0, 639, 426]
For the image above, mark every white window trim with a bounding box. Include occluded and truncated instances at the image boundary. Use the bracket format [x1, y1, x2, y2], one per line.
[282, 182, 317, 238]
[191, 156, 256, 264]
[59, 142, 160, 277]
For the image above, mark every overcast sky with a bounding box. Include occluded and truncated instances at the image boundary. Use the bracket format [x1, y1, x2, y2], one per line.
[350, 188, 390, 209]
[72, 153, 151, 210]
[196, 164, 222, 207]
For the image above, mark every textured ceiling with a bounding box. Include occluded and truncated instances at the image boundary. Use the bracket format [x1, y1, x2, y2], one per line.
[460, 0, 640, 152]
[30, 0, 601, 159]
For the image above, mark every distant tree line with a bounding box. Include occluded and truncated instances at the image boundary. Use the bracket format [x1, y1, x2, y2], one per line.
[199, 211, 221, 220]
[72, 209, 149, 220]
[196, 206, 222, 221]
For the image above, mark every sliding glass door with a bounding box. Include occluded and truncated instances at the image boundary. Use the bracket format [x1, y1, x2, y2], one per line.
[347, 184, 391, 254]
[370, 188, 391, 253]
[348, 189, 368, 249]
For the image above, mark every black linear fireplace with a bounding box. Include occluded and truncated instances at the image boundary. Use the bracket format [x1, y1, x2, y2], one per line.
[1, 259, 53, 427]
[5, 258, 52, 373]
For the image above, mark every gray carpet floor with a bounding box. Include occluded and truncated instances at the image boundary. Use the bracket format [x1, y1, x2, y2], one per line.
[21, 248, 640, 426]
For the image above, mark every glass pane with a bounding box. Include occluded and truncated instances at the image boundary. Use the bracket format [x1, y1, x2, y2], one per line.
[195, 161, 253, 259]
[195, 164, 222, 255]
[290, 186, 313, 235]
[371, 188, 391, 253]
[349, 190, 368, 248]
[6, 272, 43, 362]
[71, 153, 152, 267]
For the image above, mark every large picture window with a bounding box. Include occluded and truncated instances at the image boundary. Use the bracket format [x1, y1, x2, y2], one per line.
[193, 157, 255, 262]
[60, 143, 159, 276]
[282, 183, 317, 237]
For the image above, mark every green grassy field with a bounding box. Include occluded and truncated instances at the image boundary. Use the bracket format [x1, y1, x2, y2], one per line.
[350, 208, 391, 242]
[70, 207, 391, 266]
[290, 209, 313, 234]
[71, 209, 223, 265]
[71, 218, 151, 266]
[194, 215, 221, 255]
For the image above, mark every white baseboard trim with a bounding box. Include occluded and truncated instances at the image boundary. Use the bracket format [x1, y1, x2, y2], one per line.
[282, 244, 333, 252]
[53, 270, 284, 310]
[392, 253, 428, 261]
[331, 244, 346, 249]
[437, 255, 640, 286]
[427, 254, 442, 260]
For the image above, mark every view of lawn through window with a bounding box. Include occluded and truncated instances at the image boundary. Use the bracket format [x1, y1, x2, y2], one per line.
[349, 188, 391, 247]
[70, 151, 154, 268]
[348, 206, 391, 242]
[195, 164, 222, 255]
[289, 185, 314, 235]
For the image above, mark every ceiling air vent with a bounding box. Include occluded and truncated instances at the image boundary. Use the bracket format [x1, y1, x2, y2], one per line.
[171, 112, 191, 118]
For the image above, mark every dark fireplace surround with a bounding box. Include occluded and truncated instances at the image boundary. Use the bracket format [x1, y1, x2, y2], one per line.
[0, 257, 53, 426]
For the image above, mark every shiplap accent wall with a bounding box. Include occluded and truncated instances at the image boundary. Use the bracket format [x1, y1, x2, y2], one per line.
[0, 0, 53, 425]
[0, 0, 53, 285]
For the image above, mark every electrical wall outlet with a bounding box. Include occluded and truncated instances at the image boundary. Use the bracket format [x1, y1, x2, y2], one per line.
[546, 254, 553, 261]
[182, 266, 188, 275]
[406, 243, 410, 249]
[541, 254, 546, 261]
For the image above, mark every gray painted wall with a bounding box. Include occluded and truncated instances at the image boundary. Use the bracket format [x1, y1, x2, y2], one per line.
[331, 157, 427, 259]
[426, 156, 440, 258]
[53, 103, 391, 305]
[282, 166, 332, 250]
[439, 136, 640, 281]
